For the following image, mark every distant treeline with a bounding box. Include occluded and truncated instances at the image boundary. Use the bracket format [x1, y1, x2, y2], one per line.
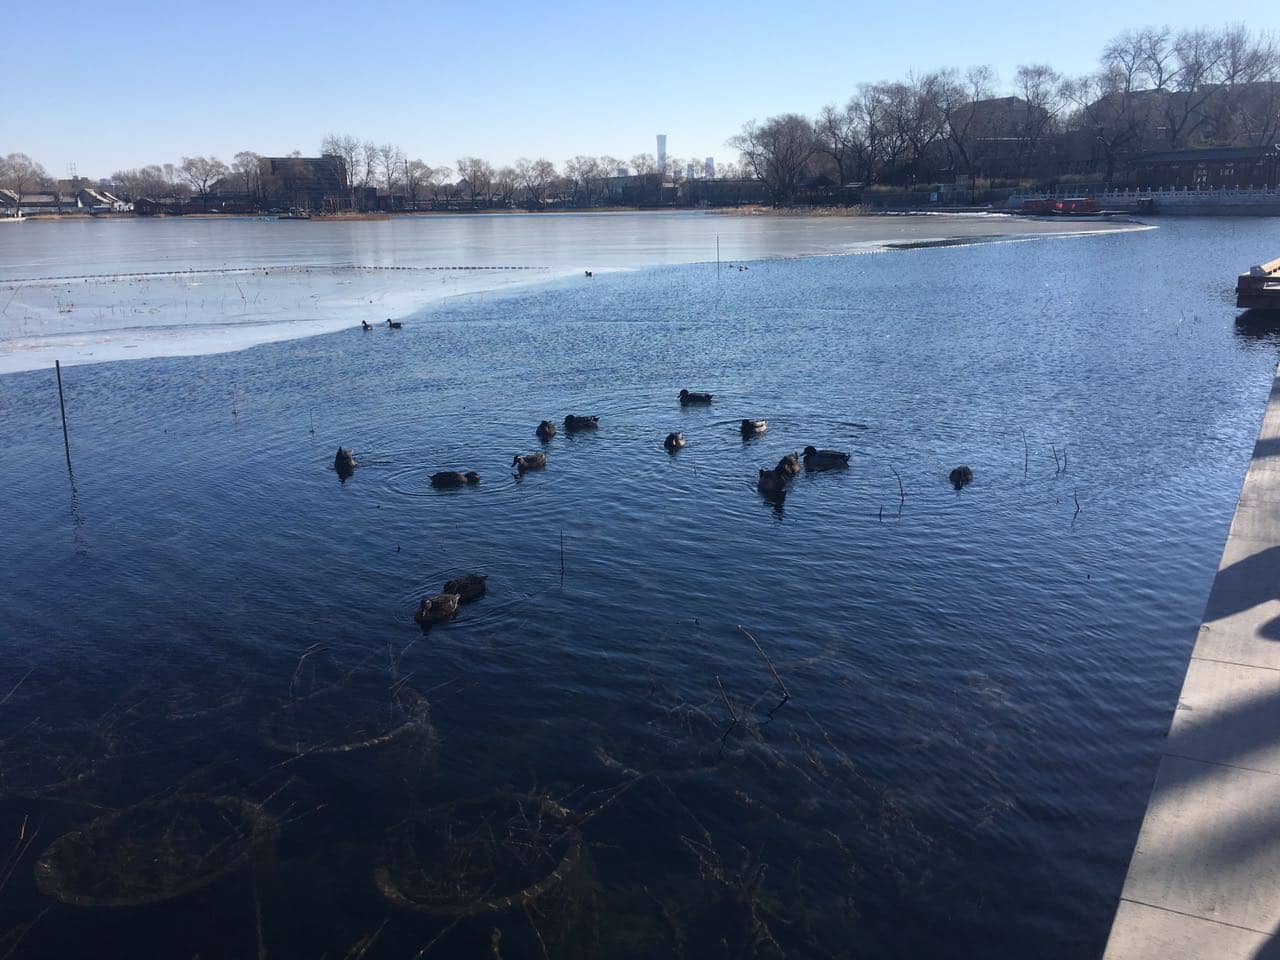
[3, 22, 1277, 211]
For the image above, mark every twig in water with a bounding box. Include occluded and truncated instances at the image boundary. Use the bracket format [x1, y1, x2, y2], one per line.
[715, 675, 738, 742]
[560, 529, 565, 582]
[890, 465, 905, 516]
[738, 625, 790, 702]
[1073, 488, 1081, 517]
[308, 409, 315, 435]
[878, 504, 883, 522]
[1051, 443, 1060, 474]
[1062, 443, 1068, 474]
[1022, 429, 1029, 479]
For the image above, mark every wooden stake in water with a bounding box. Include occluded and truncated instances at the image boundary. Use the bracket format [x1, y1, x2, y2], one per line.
[55, 360, 73, 474]
[716, 236, 720, 278]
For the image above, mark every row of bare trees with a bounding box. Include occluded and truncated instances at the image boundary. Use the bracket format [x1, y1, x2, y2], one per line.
[733, 23, 1280, 202]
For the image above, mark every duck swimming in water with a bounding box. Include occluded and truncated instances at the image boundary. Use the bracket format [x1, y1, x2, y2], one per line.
[414, 593, 461, 626]
[361, 320, 372, 331]
[334, 447, 358, 475]
[443, 574, 486, 602]
[664, 431, 686, 452]
[512, 452, 548, 473]
[563, 415, 599, 431]
[536, 420, 557, 441]
[678, 389, 713, 406]
[741, 419, 768, 437]
[776, 452, 801, 477]
[802, 446, 850, 471]
[757, 467, 787, 497]
[385, 318, 403, 330]
[430, 470, 480, 489]
[949, 465, 974, 490]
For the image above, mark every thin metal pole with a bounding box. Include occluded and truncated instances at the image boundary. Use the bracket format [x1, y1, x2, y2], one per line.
[716, 235, 720, 278]
[55, 360, 72, 474]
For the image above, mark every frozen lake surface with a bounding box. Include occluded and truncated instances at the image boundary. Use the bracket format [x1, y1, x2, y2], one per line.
[0, 212, 1144, 374]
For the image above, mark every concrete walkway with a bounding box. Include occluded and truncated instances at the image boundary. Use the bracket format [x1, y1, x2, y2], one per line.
[1105, 364, 1280, 960]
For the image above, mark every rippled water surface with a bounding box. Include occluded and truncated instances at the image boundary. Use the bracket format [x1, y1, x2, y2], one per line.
[1, 217, 1278, 958]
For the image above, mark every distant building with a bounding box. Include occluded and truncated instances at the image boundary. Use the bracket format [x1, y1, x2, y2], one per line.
[257, 155, 349, 211]
[705, 157, 715, 179]
[1133, 146, 1280, 190]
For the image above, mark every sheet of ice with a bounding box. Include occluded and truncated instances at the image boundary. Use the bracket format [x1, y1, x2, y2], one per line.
[0, 212, 1148, 374]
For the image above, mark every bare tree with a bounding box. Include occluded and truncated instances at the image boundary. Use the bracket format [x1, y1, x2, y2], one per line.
[1012, 64, 1064, 175]
[517, 157, 558, 207]
[179, 156, 229, 198]
[377, 143, 404, 199]
[629, 153, 657, 176]
[0, 153, 50, 212]
[455, 157, 494, 206]
[232, 151, 262, 204]
[321, 133, 363, 208]
[730, 113, 817, 203]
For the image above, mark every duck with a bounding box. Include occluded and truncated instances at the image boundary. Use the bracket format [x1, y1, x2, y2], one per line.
[678, 389, 713, 406]
[803, 446, 850, 471]
[536, 420, 557, 441]
[430, 470, 480, 489]
[334, 446, 358, 475]
[361, 320, 372, 331]
[757, 467, 787, 497]
[664, 431, 686, 452]
[414, 593, 461, 626]
[513, 452, 548, 473]
[741, 419, 768, 437]
[385, 318, 403, 330]
[584, 270, 594, 278]
[563, 414, 599, 431]
[949, 465, 974, 490]
[776, 452, 801, 477]
[443, 573, 487, 603]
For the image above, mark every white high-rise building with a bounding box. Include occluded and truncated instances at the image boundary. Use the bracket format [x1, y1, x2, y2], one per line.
[656, 134, 667, 178]
[705, 157, 715, 179]
[686, 162, 695, 181]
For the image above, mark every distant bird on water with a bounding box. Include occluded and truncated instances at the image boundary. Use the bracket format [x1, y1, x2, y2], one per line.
[431, 470, 480, 489]
[385, 318, 402, 330]
[678, 389, 713, 406]
[361, 320, 372, 331]
[949, 465, 974, 490]
[536, 420, 557, 441]
[741, 419, 768, 437]
[563, 414, 599, 432]
[664, 432, 686, 452]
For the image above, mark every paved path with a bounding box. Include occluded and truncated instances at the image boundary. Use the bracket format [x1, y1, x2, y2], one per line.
[1105, 363, 1280, 960]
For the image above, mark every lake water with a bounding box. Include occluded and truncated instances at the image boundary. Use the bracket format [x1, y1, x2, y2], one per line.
[0, 214, 1276, 958]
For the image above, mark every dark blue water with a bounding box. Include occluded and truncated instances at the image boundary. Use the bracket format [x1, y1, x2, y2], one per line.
[1, 219, 1278, 958]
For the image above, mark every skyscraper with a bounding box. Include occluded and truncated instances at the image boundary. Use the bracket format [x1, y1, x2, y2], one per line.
[656, 135, 667, 178]
[705, 157, 715, 179]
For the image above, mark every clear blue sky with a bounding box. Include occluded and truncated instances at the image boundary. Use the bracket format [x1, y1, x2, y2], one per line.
[1, 0, 1259, 179]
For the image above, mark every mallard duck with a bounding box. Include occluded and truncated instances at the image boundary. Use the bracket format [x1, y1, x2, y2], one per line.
[443, 574, 487, 602]
[385, 318, 403, 330]
[741, 419, 768, 437]
[430, 470, 480, 489]
[803, 446, 850, 471]
[414, 593, 461, 626]
[757, 467, 787, 496]
[678, 389, 713, 406]
[776, 452, 801, 477]
[564, 414, 599, 431]
[361, 320, 372, 331]
[334, 447, 358, 474]
[949, 465, 974, 490]
[536, 420, 557, 440]
[513, 452, 547, 473]
[664, 431, 686, 451]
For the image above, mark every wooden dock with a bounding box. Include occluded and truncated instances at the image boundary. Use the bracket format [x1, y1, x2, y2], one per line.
[1103, 362, 1280, 959]
[1237, 257, 1280, 311]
